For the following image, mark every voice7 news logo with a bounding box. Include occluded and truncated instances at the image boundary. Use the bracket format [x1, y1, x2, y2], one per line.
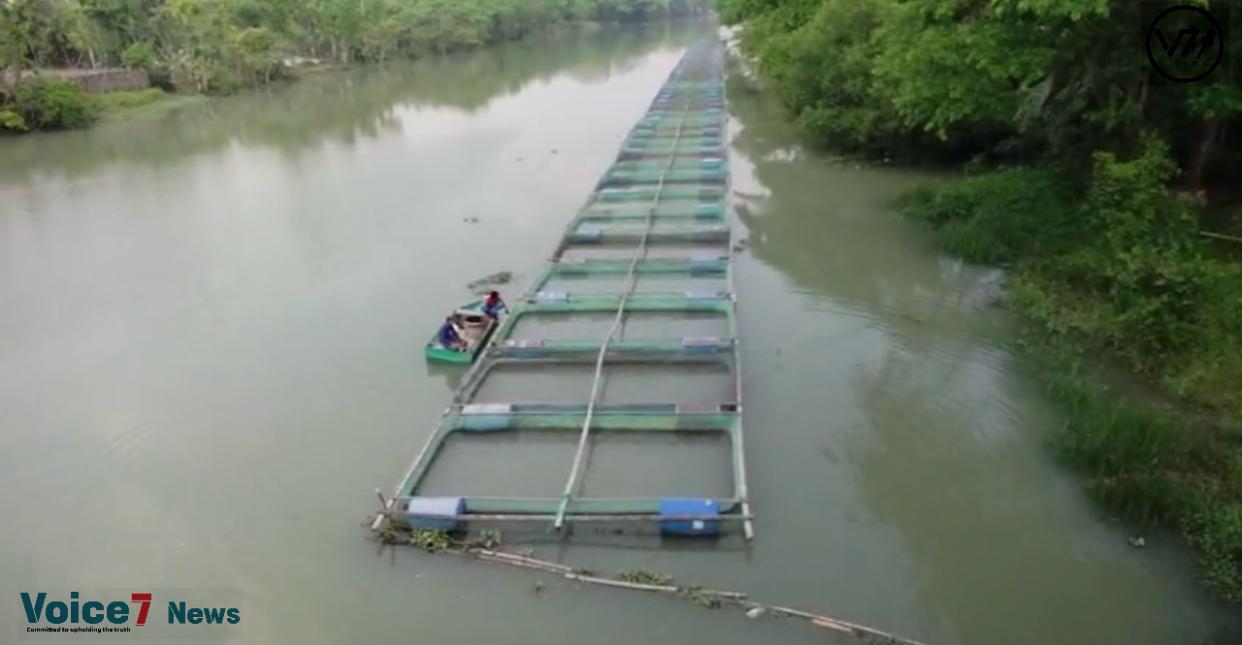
[1143, 3, 1230, 83]
[17, 590, 240, 636]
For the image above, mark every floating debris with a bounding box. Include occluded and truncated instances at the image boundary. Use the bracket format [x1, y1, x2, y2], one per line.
[617, 568, 675, 586]
[466, 529, 503, 550]
[685, 586, 723, 609]
[466, 271, 513, 292]
[371, 526, 933, 645]
[1128, 536, 1147, 548]
[409, 529, 451, 552]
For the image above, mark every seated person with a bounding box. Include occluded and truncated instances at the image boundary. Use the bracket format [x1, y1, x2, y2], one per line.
[437, 316, 466, 350]
[482, 290, 508, 320]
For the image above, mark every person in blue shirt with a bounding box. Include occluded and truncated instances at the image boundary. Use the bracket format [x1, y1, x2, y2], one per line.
[437, 316, 466, 350]
[482, 290, 508, 320]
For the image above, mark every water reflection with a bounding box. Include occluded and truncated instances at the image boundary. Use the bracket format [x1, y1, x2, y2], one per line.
[725, 67, 1007, 333]
[0, 22, 705, 185]
[725, 59, 1241, 645]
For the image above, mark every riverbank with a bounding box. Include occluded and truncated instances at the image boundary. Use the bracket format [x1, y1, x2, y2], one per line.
[720, 0, 1242, 605]
[0, 0, 713, 134]
[1018, 334, 1242, 601]
[93, 88, 209, 118]
[902, 166, 1242, 602]
[4, 23, 1237, 644]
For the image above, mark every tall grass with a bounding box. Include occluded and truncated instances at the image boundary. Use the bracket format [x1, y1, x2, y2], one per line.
[901, 167, 1075, 264]
[1024, 340, 1242, 600]
[92, 88, 168, 111]
[905, 151, 1242, 602]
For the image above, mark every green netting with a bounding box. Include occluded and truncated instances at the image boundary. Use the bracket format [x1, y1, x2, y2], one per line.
[536, 257, 727, 276]
[381, 41, 752, 533]
[572, 220, 727, 235]
[638, 114, 721, 125]
[601, 168, 727, 185]
[562, 226, 729, 247]
[395, 410, 747, 515]
[620, 140, 722, 152]
[593, 185, 723, 202]
[574, 214, 723, 224]
[487, 338, 735, 360]
[609, 158, 724, 171]
[556, 242, 728, 262]
[505, 292, 732, 312]
[451, 410, 738, 433]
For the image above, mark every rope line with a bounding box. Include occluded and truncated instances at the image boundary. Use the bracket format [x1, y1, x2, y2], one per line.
[554, 69, 696, 530]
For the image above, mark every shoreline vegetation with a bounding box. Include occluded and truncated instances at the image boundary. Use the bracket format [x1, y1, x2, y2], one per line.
[720, 0, 1241, 603]
[1, 0, 712, 133]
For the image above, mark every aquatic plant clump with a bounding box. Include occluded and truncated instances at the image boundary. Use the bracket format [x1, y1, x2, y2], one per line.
[409, 529, 452, 552]
[465, 530, 503, 550]
[616, 568, 675, 586]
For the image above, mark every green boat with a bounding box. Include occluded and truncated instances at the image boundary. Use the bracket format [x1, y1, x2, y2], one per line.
[424, 302, 498, 365]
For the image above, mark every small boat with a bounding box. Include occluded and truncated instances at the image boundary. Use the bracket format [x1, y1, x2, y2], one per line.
[424, 302, 498, 365]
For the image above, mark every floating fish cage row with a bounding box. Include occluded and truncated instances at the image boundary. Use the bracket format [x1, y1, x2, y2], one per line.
[376, 41, 752, 540]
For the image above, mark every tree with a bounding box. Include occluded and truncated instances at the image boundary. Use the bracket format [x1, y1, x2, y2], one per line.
[231, 25, 279, 83]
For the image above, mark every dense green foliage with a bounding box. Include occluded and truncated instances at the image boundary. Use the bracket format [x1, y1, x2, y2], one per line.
[905, 143, 1242, 410]
[723, 0, 1242, 178]
[724, 0, 1242, 601]
[0, 76, 96, 131]
[1, 0, 710, 98]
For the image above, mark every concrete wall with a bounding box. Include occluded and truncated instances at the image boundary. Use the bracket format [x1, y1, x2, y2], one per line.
[7, 69, 150, 93]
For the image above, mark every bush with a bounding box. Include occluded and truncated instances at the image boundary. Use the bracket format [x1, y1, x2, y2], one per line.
[743, 0, 909, 153]
[1048, 139, 1211, 365]
[2, 78, 96, 131]
[92, 88, 167, 111]
[0, 108, 27, 132]
[1026, 340, 1242, 601]
[166, 51, 237, 94]
[910, 140, 1218, 371]
[903, 167, 1076, 263]
[121, 41, 158, 71]
[122, 41, 176, 90]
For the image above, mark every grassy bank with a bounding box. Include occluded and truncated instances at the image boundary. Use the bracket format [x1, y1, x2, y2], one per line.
[1017, 335, 1242, 600]
[92, 88, 208, 122]
[901, 148, 1242, 420]
[721, 0, 1242, 603]
[1, 82, 205, 134]
[1, 0, 713, 133]
[901, 160, 1242, 600]
[92, 88, 170, 111]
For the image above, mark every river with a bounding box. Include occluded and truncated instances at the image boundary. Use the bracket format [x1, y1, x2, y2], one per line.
[1, 21, 1237, 645]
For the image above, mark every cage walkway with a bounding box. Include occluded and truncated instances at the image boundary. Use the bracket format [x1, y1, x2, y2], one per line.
[375, 41, 751, 540]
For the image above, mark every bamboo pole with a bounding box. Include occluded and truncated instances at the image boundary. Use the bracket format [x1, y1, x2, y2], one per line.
[1200, 230, 1242, 244]
[565, 572, 746, 599]
[554, 81, 693, 531]
[395, 538, 933, 645]
[719, 83, 754, 540]
[391, 513, 753, 523]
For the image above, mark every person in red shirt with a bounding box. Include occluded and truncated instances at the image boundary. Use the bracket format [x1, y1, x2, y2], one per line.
[482, 291, 508, 320]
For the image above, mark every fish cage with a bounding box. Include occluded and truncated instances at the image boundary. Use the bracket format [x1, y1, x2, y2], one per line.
[375, 41, 753, 540]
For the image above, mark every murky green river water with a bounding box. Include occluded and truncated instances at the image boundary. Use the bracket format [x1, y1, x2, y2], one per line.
[2, 22, 1238, 645]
